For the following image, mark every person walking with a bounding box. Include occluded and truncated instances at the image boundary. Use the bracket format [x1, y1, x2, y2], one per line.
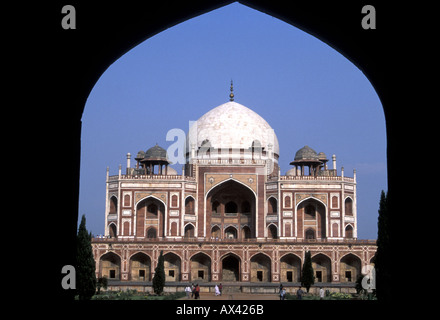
[319, 287, 325, 300]
[185, 284, 192, 299]
[280, 286, 286, 300]
[215, 284, 220, 296]
[194, 283, 200, 299]
[191, 283, 195, 299]
[296, 287, 304, 300]
[219, 283, 223, 296]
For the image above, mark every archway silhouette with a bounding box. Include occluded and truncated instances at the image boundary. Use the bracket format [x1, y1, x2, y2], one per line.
[50, 1, 406, 301]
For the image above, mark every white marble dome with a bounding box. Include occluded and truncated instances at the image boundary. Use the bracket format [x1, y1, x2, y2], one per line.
[187, 101, 279, 159]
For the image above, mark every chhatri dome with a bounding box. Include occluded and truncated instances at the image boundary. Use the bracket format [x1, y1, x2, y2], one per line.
[187, 82, 279, 162]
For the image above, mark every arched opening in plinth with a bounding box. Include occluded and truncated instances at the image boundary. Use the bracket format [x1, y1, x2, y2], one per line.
[280, 253, 301, 283]
[164, 252, 181, 282]
[100, 252, 121, 280]
[221, 253, 240, 282]
[340, 253, 361, 283]
[250, 253, 272, 282]
[130, 252, 151, 281]
[311, 253, 332, 283]
[190, 252, 211, 282]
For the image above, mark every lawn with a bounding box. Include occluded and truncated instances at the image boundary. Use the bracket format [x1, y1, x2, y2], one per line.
[91, 290, 186, 300]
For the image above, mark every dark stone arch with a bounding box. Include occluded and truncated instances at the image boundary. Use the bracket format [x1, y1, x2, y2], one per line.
[130, 252, 151, 281]
[190, 252, 212, 282]
[221, 253, 241, 282]
[298, 198, 326, 239]
[280, 253, 301, 283]
[311, 253, 332, 283]
[340, 253, 361, 283]
[250, 253, 272, 282]
[184, 223, 196, 238]
[47, 1, 406, 301]
[136, 197, 165, 238]
[207, 179, 256, 239]
[163, 252, 181, 282]
[100, 252, 121, 280]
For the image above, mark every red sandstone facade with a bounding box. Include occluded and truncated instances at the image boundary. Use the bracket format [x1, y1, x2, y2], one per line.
[91, 100, 376, 286]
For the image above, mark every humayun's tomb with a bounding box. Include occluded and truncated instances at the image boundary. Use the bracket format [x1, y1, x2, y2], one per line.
[91, 85, 376, 293]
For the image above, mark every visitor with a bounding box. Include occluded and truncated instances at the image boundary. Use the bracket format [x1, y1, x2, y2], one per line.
[280, 286, 286, 300]
[296, 287, 304, 300]
[215, 284, 220, 296]
[194, 283, 200, 299]
[219, 283, 223, 295]
[185, 284, 192, 299]
[191, 283, 195, 298]
[319, 287, 325, 300]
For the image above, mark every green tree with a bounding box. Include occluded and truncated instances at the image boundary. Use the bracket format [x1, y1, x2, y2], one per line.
[375, 190, 390, 300]
[76, 214, 96, 300]
[152, 250, 165, 294]
[301, 250, 314, 293]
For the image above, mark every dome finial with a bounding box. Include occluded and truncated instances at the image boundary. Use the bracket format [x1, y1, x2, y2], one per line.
[229, 79, 234, 101]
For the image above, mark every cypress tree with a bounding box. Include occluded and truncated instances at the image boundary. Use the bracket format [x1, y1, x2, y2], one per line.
[301, 250, 314, 293]
[76, 214, 96, 300]
[375, 190, 390, 300]
[152, 250, 165, 294]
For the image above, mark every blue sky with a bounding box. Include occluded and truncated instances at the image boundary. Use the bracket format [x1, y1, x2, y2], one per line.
[79, 3, 386, 239]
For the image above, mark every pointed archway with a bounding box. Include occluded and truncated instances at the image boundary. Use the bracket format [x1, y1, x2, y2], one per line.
[207, 179, 256, 239]
[340, 253, 361, 283]
[190, 252, 211, 282]
[163, 252, 181, 282]
[297, 198, 327, 239]
[136, 197, 165, 238]
[312, 253, 332, 283]
[100, 252, 121, 280]
[250, 253, 272, 282]
[55, 0, 401, 301]
[130, 252, 151, 281]
[280, 253, 301, 283]
[221, 253, 241, 282]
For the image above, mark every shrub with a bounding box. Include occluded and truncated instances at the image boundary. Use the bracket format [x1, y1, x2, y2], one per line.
[328, 292, 352, 300]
